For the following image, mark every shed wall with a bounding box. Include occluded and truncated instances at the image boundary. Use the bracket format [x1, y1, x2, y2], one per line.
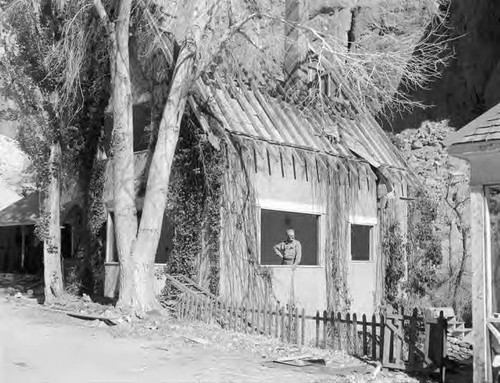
[218, 136, 405, 317]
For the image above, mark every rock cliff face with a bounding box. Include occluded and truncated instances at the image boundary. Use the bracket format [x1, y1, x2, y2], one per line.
[385, 0, 500, 131]
[394, 120, 471, 317]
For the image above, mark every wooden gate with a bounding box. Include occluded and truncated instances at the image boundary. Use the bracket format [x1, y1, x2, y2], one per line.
[382, 308, 447, 381]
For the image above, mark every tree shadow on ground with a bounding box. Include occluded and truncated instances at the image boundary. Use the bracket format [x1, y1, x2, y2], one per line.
[0, 272, 44, 304]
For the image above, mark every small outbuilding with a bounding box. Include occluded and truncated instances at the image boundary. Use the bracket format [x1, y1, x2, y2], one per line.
[447, 102, 500, 382]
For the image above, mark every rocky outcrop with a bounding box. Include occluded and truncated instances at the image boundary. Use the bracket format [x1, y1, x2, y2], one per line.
[384, 0, 500, 131]
[394, 120, 471, 321]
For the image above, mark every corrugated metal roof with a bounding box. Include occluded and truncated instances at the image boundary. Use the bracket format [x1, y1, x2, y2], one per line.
[198, 80, 409, 172]
[446, 102, 500, 147]
[0, 182, 21, 212]
[0, 193, 38, 226]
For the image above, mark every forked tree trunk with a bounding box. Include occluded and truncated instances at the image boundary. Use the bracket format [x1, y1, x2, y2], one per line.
[43, 141, 64, 304]
[125, 3, 213, 312]
[96, 0, 212, 312]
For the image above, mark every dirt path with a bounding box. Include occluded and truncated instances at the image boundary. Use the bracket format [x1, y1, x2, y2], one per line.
[1, 295, 374, 383]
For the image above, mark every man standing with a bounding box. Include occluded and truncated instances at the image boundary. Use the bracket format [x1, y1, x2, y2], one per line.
[273, 229, 302, 265]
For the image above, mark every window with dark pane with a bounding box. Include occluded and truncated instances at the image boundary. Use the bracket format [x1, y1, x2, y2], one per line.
[260, 209, 319, 266]
[108, 211, 173, 264]
[351, 224, 371, 261]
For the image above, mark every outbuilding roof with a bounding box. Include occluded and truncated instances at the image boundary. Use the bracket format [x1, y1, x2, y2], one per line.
[447, 101, 500, 150]
[196, 79, 410, 173]
[0, 192, 38, 226]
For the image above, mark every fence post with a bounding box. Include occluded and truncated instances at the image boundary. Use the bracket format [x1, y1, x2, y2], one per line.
[315, 311, 320, 348]
[256, 303, 261, 335]
[288, 306, 293, 343]
[275, 304, 280, 339]
[280, 306, 286, 342]
[250, 303, 255, 333]
[223, 301, 228, 327]
[184, 294, 190, 320]
[330, 311, 336, 350]
[346, 313, 351, 354]
[371, 314, 377, 360]
[337, 312, 343, 351]
[294, 308, 299, 344]
[241, 302, 246, 332]
[439, 310, 447, 383]
[409, 308, 417, 370]
[380, 314, 385, 362]
[228, 303, 233, 330]
[196, 296, 201, 321]
[177, 296, 182, 319]
[320, 310, 326, 349]
[201, 298, 205, 322]
[362, 314, 367, 356]
[301, 308, 305, 346]
[188, 294, 194, 320]
[263, 304, 268, 335]
[394, 307, 404, 365]
[353, 313, 358, 356]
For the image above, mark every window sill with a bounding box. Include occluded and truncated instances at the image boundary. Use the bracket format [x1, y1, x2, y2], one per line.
[259, 265, 323, 269]
[350, 260, 374, 264]
[104, 262, 167, 266]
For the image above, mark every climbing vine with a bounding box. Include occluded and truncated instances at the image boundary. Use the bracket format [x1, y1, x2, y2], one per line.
[382, 223, 406, 309]
[165, 111, 225, 294]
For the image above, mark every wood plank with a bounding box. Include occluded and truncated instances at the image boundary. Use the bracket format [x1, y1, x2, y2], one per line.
[323, 310, 328, 349]
[383, 316, 394, 365]
[65, 311, 118, 326]
[281, 306, 286, 342]
[380, 315, 385, 362]
[362, 314, 368, 356]
[353, 313, 358, 356]
[346, 313, 351, 354]
[275, 304, 280, 339]
[330, 311, 337, 351]
[315, 311, 320, 348]
[371, 314, 377, 360]
[294, 308, 299, 344]
[256, 304, 261, 334]
[394, 308, 403, 365]
[301, 309, 305, 346]
[337, 312, 343, 351]
[409, 308, 418, 370]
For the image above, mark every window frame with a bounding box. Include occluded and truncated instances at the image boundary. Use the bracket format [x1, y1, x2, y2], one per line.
[256, 201, 325, 268]
[104, 209, 170, 265]
[348, 216, 377, 263]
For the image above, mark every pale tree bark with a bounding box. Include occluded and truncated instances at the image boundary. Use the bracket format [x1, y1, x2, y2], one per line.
[43, 141, 64, 304]
[95, 0, 213, 312]
[95, 0, 138, 309]
[126, 2, 213, 312]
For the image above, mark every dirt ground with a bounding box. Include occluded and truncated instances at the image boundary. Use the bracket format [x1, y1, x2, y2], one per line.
[0, 280, 468, 383]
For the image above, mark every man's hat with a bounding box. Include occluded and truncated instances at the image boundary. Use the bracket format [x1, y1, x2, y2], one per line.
[286, 229, 295, 236]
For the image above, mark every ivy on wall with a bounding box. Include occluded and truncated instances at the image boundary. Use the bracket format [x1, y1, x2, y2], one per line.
[382, 222, 406, 309]
[165, 112, 225, 295]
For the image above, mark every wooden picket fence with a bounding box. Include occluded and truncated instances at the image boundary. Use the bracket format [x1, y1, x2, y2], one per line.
[177, 294, 307, 345]
[312, 307, 447, 378]
[178, 295, 447, 380]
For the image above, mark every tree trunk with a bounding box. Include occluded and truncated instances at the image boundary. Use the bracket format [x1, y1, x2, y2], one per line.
[96, 0, 212, 312]
[452, 227, 469, 310]
[121, 3, 213, 312]
[43, 141, 64, 304]
[102, 0, 140, 310]
[123, 38, 197, 312]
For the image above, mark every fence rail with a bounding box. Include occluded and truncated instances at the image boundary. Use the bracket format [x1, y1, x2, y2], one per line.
[178, 294, 306, 345]
[178, 295, 447, 381]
